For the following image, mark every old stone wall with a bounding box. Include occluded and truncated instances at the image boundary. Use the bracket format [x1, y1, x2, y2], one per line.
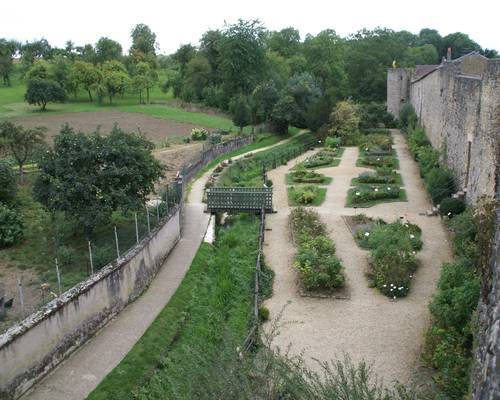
[387, 68, 412, 117]
[389, 54, 500, 203]
[0, 206, 181, 400]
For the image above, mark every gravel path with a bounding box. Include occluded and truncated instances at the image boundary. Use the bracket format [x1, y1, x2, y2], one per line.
[21, 134, 299, 400]
[263, 130, 453, 386]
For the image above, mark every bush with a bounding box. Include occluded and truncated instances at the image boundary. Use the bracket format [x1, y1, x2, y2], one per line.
[439, 197, 466, 218]
[291, 185, 320, 205]
[0, 202, 23, 247]
[398, 103, 417, 132]
[191, 128, 208, 141]
[358, 102, 396, 129]
[363, 221, 422, 252]
[290, 208, 345, 291]
[57, 245, 78, 268]
[361, 155, 396, 168]
[0, 160, 17, 204]
[289, 165, 328, 184]
[329, 100, 360, 145]
[258, 306, 270, 321]
[359, 133, 392, 152]
[370, 244, 417, 298]
[426, 168, 455, 204]
[407, 127, 429, 157]
[302, 152, 335, 168]
[208, 133, 221, 144]
[416, 146, 439, 176]
[92, 245, 115, 269]
[358, 171, 395, 184]
[351, 185, 400, 204]
[324, 136, 341, 149]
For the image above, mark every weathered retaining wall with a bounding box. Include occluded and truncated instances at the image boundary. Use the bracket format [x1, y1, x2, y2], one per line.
[0, 206, 181, 400]
[387, 54, 500, 203]
[472, 196, 500, 400]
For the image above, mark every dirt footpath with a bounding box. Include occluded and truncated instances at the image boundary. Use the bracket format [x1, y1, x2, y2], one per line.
[263, 130, 453, 386]
[14, 110, 206, 144]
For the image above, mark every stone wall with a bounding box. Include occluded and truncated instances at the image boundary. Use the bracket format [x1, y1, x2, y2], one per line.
[388, 54, 500, 203]
[0, 206, 181, 400]
[387, 68, 412, 117]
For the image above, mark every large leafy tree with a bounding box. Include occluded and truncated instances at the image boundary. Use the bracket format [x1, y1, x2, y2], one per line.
[185, 55, 211, 100]
[130, 23, 157, 56]
[0, 121, 46, 182]
[95, 37, 123, 63]
[219, 19, 267, 96]
[401, 44, 439, 66]
[266, 27, 301, 58]
[20, 39, 52, 75]
[0, 39, 18, 86]
[34, 125, 163, 236]
[230, 95, 251, 133]
[25, 78, 66, 111]
[442, 32, 482, 59]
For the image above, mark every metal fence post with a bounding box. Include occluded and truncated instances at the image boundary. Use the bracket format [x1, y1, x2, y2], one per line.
[134, 212, 139, 244]
[17, 278, 25, 318]
[55, 258, 62, 296]
[146, 206, 151, 233]
[114, 226, 120, 259]
[88, 241, 94, 275]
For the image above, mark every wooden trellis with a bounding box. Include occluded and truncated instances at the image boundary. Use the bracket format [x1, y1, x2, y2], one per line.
[206, 187, 273, 213]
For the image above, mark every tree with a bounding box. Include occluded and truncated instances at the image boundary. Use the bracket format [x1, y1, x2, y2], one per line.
[329, 100, 360, 144]
[271, 95, 297, 134]
[417, 29, 443, 57]
[230, 95, 251, 133]
[73, 60, 101, 101]
[219, 19, 267, 96]
[34, 124, 163, 236]
[95, 37, 122, 63]
[51, 55, 72, 90]
[100, 60, 129, 104]
[173, 44, 197, 75]
[0, 160, 17, 203]
[252, 81, 280, 124]
[442, 32, 481, 59]
[20, 39, 52, 75]
[132, 62, 157, 104]
[130, 23, 157, 56]
[185, 55, 211, 100]
[0, 121, 46, 182]
[25, 59, 51, 81]
[266, 27, 301, 57]
[284, 73, 321, 128]
[0, 39, 18, 86]
[25, 78, 66, 111]
[401, 44, 439, 67]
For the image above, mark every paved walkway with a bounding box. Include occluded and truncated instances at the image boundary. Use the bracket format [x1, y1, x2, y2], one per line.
[263, 130, 453, 386]
[21, 135, 299, 400]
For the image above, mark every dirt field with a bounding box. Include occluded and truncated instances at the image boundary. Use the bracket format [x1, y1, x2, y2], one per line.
[14, 111, 207, 144]
[154, 143, 204, 184]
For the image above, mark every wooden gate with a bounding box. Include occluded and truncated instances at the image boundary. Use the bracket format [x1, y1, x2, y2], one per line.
[206, 187, 273, 213]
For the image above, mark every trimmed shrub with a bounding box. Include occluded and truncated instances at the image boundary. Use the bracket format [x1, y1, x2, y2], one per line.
[0, 202, 23, 247]
[0, 160, 17, 204]
[289, 165, 328, 184]
[426, 168, 455, 204]
[439, 197, 466, 218]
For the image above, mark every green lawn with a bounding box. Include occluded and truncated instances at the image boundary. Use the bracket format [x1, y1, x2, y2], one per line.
[287, 186, 327, 206]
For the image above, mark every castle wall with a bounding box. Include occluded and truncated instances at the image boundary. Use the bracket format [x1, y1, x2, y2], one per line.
[387, 68, 411, 117]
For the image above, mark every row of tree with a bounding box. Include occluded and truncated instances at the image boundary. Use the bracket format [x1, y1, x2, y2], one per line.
[167, 21, 497, 133]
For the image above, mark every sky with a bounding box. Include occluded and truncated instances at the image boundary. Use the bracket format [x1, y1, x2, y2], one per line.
[2, 0, 499, 54]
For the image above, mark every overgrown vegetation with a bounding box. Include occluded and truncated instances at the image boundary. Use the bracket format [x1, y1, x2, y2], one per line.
[290, 207, 345, 291]
[287, 185, 326, 206]
[353, 217, 422, 298]
[424, 198, 496, 399]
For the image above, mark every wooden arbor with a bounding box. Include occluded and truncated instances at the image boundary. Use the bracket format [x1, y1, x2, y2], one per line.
[206, 187, 273, 213]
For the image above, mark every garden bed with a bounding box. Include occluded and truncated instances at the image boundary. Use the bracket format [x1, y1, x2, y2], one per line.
[346, 184, 407, 208]
[297, 150, 341, 169]
[350, 170, 402, 186]
[287, 185, 326, 206]
[289, 207, 346, 295]
[285, 166, 332, 185]
[356, 153, 399, 169]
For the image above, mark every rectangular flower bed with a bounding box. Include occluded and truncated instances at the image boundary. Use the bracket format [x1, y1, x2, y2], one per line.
[287, 185, 326, 206]
[346, 184, 406, 207]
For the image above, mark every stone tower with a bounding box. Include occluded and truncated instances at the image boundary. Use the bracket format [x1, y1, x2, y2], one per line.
[387, 68, 412, 117]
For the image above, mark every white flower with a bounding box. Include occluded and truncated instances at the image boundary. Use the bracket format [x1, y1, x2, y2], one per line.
[412, 251, 416, 255]
[383, 284, 387, 287]
[398, 287, 403, 290]
[393, 296, 397, 300]
[374, 188, 379, 192]
[404, 223, 408, 227]
[365, 232, 370, 237]
[447, 212, 452, 216]
[387, 187, 391, 191]
[410, 234, 415, 239]
[356, 192, 361, 196]
[377, 158, 381, 161]
[390, 288, 394, 291]
[409, 275, 413, 278]
[365, 147, 368, 151]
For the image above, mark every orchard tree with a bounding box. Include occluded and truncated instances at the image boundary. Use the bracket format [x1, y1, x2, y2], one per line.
[34, 124, 163, 236]
[25, 59, 51, 81]
[73, 60, 101, 101]
[0, 39, 18, 86]
[185, 55, 211, 100]
[0, 121, 46, 182]
[132, 62, 158, 103]
[95, 37, 122, 63]
[25, 78, 66, 111]
[100, 60, 130, 103]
